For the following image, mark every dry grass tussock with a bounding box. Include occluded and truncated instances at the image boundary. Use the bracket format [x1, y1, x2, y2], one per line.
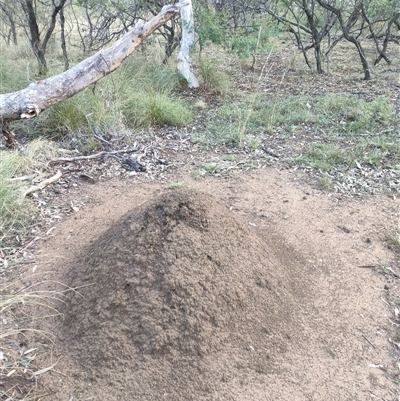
[0, 139, 58, 249]
[0, 277, 74, 401]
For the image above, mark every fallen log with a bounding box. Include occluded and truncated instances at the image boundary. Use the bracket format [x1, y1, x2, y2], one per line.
[0, 4, 180, 125]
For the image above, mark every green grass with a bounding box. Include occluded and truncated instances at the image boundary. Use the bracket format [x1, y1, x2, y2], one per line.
[294, 143, 351, 172]
[123, 90, 193, 128]
[192, 96, 262, 147]
[204, 162, 221, 173]
[319, 175, 334, 189]
[119, 57, 193, 127]
[193, 92, 397, 166]
[8, 52, 193, 142]
[0, 49, 34, 93]
[294, 134, 400, 172]
[190, 169, 203, 180]
[197, 56, 232, 94]
[254, 94, 395, 133]
[384, 231, 400, 251]
[168, 182, 185, 189]
[200, 93, 395, 141]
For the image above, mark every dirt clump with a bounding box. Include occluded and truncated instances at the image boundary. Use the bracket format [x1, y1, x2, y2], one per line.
[56, 189, 307, 400]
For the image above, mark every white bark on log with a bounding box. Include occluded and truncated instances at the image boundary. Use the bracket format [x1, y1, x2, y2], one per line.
[177, 0, 199, 88]
[0, 5, 180, 123]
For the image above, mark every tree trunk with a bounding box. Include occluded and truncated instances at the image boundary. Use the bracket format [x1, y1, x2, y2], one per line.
[23, 0, 69, 75]
[177, 0, 199, 88]
[0, 5, 181, 124]
[24, 0, 47, 75]
[60, 7, 69, 71]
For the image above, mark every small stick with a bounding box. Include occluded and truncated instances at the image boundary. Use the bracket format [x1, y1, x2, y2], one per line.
[6, 173, 37, 182]
[361, 334, 375, 349]
[31, 358, 60, 379]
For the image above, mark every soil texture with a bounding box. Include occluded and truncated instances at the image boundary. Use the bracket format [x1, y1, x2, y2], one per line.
[26, 168, 400, 401]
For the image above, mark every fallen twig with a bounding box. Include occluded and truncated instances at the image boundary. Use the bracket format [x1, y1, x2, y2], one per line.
[31, 358, 61, 379]
[361, 334, 376, 349]
[49, 147, 140, 164]
[6, 173, 37, 182]
[20, 170, 62, 202]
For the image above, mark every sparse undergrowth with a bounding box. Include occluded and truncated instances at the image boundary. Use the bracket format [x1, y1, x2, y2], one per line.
[385, 231, 400, 252]
[193, 93, 397, 148]
[0, 279, 68, 401]
[0, 140, 57, 249]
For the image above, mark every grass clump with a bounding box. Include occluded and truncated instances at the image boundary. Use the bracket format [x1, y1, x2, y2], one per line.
[124, 90, 193, 128]
[168, 182, 185, 189]
[384, 231, 400, 251]
[193, 95, 262, 147]
[119, 55, 184, 93]
[119, 57, 193, 127]
[197, 56, 232, 94]
[254, 94, 395, 133]
[294, 143, 350, 172]
[26, 82, 126, 142]
[204, 162, 221, 173]
[14, 54, 193, 141]
[0, 140, 57, 248]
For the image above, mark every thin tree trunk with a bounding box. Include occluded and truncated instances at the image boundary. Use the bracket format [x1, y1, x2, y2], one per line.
[60, 7, 69, 70]
[23, 0, 68, 75]
[0, 4, 17, 45]
[24, 0, 47, 75]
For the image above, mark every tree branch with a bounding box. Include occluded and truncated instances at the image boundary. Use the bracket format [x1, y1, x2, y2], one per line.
[0, 4, 180, 123]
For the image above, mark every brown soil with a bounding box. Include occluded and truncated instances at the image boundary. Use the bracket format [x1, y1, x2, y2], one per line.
[56, 189, 309, 400]
[21, 167, 399, 401]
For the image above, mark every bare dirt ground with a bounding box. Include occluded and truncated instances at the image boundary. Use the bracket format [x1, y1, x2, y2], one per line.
[5, 164, 398, 401]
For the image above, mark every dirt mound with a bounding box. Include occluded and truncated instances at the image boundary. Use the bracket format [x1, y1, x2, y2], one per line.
[57, 189, 305, 400]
